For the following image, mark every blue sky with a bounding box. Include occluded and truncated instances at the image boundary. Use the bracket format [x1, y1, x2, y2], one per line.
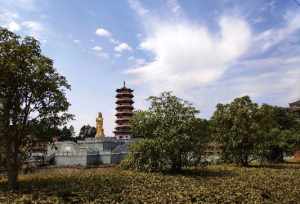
[1, 0, 300, 135]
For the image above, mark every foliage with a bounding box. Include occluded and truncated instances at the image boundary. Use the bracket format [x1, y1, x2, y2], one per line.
[57, 125, 75, 141]
[0, 28, 73, 189]
[211, 96, 300, 166]
[121, 139, 167, 172]
[0, 164, 300, 203]
[78, 125, 96, 139]
[127, 92, 209, 171]
[211, 96, 262, 166]
[130, 110, 157, 139]
[252, 104, 300, 163]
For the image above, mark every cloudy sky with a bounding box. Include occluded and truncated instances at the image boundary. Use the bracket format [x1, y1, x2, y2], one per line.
[1, 0, 300, 135]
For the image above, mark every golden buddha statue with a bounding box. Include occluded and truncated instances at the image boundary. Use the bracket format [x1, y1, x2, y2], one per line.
[95, 112, 105, 138]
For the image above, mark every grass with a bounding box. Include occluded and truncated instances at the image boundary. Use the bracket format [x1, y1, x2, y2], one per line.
[0, 163, 300, 203]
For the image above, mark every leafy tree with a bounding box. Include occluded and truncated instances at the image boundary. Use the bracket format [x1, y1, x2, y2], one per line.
[211, 96, 262, 166]
[0, 28, 73, 189]
[124, 92, 209, 171]
[211, 96, 300, 166]
[130, 110, 157, 139]
[79, 125, 96, 139]
[58, 125, 76, 141]
[258, 105, 300, 162]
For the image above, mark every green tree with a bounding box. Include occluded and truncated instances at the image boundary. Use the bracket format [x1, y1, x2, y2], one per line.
[58, 125, 75, 141]
[258, 105, 300, 162]
[130, 110, 157, 139]
[124, 92, 209, 171]
[211, 96, 262, 166]
[0, 28, 73, 189]
[79, 125, 96, 139]
[211, 96, 300, 166]
[121, 139, 167, 172]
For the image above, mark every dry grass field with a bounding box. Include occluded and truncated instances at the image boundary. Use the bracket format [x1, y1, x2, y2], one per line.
[0, 163, 300, 203]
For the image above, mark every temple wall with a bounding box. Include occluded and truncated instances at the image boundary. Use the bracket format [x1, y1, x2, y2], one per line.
[55, 153, 87, 166]
[47, 138, 131, 166]
[99, 154, 112, 164]
[111, 153, 127, 164]
[87, 154, 101, 165]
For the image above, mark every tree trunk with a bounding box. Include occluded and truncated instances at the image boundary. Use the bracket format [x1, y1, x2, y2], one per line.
[171, 154, 182, 172]
[240, 153, 249, 167]
[269, 147, 284, 163]
[7, 164, 18, 190]
[171, 163, 182, 172]
[6, 140, 19, 190]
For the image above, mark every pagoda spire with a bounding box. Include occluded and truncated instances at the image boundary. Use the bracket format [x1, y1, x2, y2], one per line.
[114, 82, 134, 140]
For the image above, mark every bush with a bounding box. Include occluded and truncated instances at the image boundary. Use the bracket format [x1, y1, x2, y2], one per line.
[121, 139, 168, 172]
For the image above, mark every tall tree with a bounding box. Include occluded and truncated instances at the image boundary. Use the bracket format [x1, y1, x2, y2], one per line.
[211, 96, 262, 166]
[0, 28, 73, 189]
[125, 92, 209, 171]
[258, 105, 300, 162]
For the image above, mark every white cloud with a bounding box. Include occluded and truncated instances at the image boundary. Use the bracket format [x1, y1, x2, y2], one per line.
[0, 10, 19, 22]
[167, 0, 182, 15]
[91, 45, 109, 58]
[6, 21, 21, 32]
[127, 16, 251, 93]
[21, 21, 43, 39]
[205, 56, 300, 108]
[92, 46, 103, 51]
[254, 12, 300, 52]
[115, 53, 122, 58]
[22, 21, 41, 30]
[109, 38, 119, 44]
[73, 39, 80, 44]
[128, 56, 135, 60]
[114, 42, 132, 52]
[0, 0, 38, 11]
[0, 4, 45, 40]
[128, 0, 149, 16]
[126, 0, 300, 117]
[95, 27, 111, 37]
[135, 58, 146, 66]
[95, 27, 121, 46]
[96, 52, 109, 59]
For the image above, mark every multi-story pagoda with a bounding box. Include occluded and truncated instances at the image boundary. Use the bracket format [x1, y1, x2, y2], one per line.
[114, 82, 134, 139]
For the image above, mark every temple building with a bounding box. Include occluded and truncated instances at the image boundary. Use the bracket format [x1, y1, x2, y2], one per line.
[114, 82, 134, 140]
[46, 82, 135, 166]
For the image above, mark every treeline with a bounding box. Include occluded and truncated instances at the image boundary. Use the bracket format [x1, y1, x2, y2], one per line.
[55, 125, 96, 142]
[122, 92, 300, 171]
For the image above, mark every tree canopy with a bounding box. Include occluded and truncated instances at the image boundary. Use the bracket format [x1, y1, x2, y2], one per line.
[78, 125, 96, 139]
[211, 96, 300, 166]
[122, 92, 209, 171]
[0, 28, 73, 189]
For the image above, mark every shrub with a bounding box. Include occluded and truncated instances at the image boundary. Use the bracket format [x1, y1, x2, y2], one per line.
[121, 139, 168, 172]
